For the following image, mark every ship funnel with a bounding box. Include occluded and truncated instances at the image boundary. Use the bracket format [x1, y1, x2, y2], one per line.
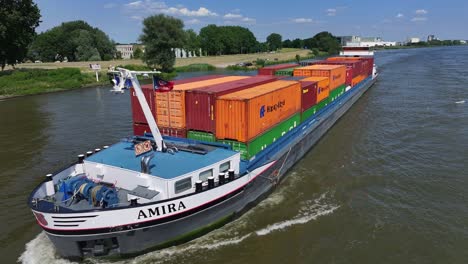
[140, 153, 155, 174]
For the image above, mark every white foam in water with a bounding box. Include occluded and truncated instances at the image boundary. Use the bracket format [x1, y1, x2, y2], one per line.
[455, 100, 465, 104]
[20, 192, 338, 264]
[256, 193, 339, 236]
[18, 232, 77, 264]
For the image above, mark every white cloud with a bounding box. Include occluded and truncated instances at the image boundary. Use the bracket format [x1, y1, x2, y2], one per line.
[222, 12, 255, 24]
[396, 13, 404, 18]
[224, 13, 242, 19]
[164, 7, 217, 17]
[130, 15, 143, 21]
[415, 9, 428, 15]
[327, 8, 337, 16]
[124, 1, 217, 17]
[292, 18, 313, 23]
[411, 17, 427, 22]
[104, 3, 117, 9]
[185, 19, 201, 25]
[242, 17, 255, 23]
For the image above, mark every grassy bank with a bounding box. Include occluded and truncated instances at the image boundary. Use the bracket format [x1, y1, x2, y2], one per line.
[0, 68, 108, 97]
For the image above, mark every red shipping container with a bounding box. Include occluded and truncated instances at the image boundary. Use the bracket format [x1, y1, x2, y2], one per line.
[326, 57, 374, 77]
[130, 88, 156, 124]
[186, 75, 278, 133]
[133, 123, 186, 138]
[311, 60, 364, 86]
[141, 75, 226, 89]
[158, 126, 187, 138]
[300, 81, 319, 111]
[258, 63, 299, 75]
[133, 123, 151, 136]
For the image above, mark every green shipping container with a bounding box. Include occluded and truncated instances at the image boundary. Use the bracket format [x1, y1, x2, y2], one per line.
[301, 99, 329, 122]
[187, 130, 216, 142]
[274, 67, 296, 76]
[328, 84, 345, 103]
[219, 113, 301, 160]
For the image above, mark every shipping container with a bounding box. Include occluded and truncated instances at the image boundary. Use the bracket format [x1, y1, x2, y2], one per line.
[328, 84, 345, 103]
[219, 113, 301, 160]
[293, 64, 346, 90]
[299, 81, 319, 111]
[140, 75, 226, 89]
[310, 60, 364, 87]
[159, 126, 187, 138]
[274, 67, 296, 76]
[326, 56, 374, 76]
[185, 76, 277, 134]
[133, 123, 151, 136]
[258, 63, 299, 75]
[156, 76, 249, 129]
[133, 123, 186, 138]
[187, 130, 216, 142]
[216, 80, 301, 142]
[130, 88, 156, 124]
[300, 76, 330, 104]
[352, 74, 366, 86]
[301, 99, 329, 122]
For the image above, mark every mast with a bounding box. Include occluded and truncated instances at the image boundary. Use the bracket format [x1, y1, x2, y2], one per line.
[114, 68, 166, 151]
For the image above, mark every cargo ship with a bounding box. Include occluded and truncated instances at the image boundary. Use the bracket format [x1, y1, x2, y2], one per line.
[28, 48, 378, 260]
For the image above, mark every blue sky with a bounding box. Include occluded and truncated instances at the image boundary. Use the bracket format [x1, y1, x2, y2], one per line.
[35, 0, 468, 43]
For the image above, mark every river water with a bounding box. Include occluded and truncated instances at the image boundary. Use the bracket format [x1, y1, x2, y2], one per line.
[1, 46, 468, 263]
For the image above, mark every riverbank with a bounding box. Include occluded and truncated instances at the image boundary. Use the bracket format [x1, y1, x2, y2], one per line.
[7, 49, 312, 71]
[0, 49, 317, 97]
[0, 68, 110, 98]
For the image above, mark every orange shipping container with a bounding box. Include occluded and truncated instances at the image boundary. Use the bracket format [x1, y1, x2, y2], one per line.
[300, 77, 330, 103]
[352, 74, 366, 87]
[156, 76, 249, 129]
[293, 65, 345, 90]
[216, 80, 301, 142]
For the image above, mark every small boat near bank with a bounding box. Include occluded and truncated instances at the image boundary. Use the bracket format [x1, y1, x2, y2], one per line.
[28, 48, 378, 260]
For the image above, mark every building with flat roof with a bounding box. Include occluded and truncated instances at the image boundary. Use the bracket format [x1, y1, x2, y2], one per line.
[338, 35, 397, 47]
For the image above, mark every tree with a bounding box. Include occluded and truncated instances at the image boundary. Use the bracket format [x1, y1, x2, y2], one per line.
[139, 14, 186, 72]
[200, 25, 258, 56]
[291, 38, 304, 49]
[309, 31, 341, 54]
[282, 39, 292, 48]
[184, 29, 201, 56]
[29, 20, 115, 62]
[266, 33, 282, 51]
[133, 46, 143, 59]
[0, 0, 41, 70]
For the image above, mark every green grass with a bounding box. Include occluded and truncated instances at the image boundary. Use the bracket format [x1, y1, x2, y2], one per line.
[0, 68, 109, 96]
[175, 63, 216, 72]
[263, 53, 318, 66]
[278, 48, 303, 53]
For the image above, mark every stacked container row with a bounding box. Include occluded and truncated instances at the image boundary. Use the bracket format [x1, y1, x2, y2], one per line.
[219, 113, 301, 160]
[185, 76, 278, 134]
[216, 80, 302, 143]
[131, 75, 229, 126]
[309, 60, 364, 87]
[293, 65, 346, 91]
[258, 63, 299, 76]
[326, 56, 374, 77]
[274, 67, 296, 76]
[155, 76, 249, 129]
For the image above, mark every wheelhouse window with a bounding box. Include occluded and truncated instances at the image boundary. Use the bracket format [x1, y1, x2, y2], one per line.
[199, 169, 213, 182]
[175, 177, 192, 193]
[219, 161, 230, 173]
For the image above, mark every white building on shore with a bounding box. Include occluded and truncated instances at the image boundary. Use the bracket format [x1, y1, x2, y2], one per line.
[338, 36, 397, 47]
[115, 44, 202, 59]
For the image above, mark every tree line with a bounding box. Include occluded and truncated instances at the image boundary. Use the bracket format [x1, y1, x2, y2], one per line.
[1, 1, 342, 72]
